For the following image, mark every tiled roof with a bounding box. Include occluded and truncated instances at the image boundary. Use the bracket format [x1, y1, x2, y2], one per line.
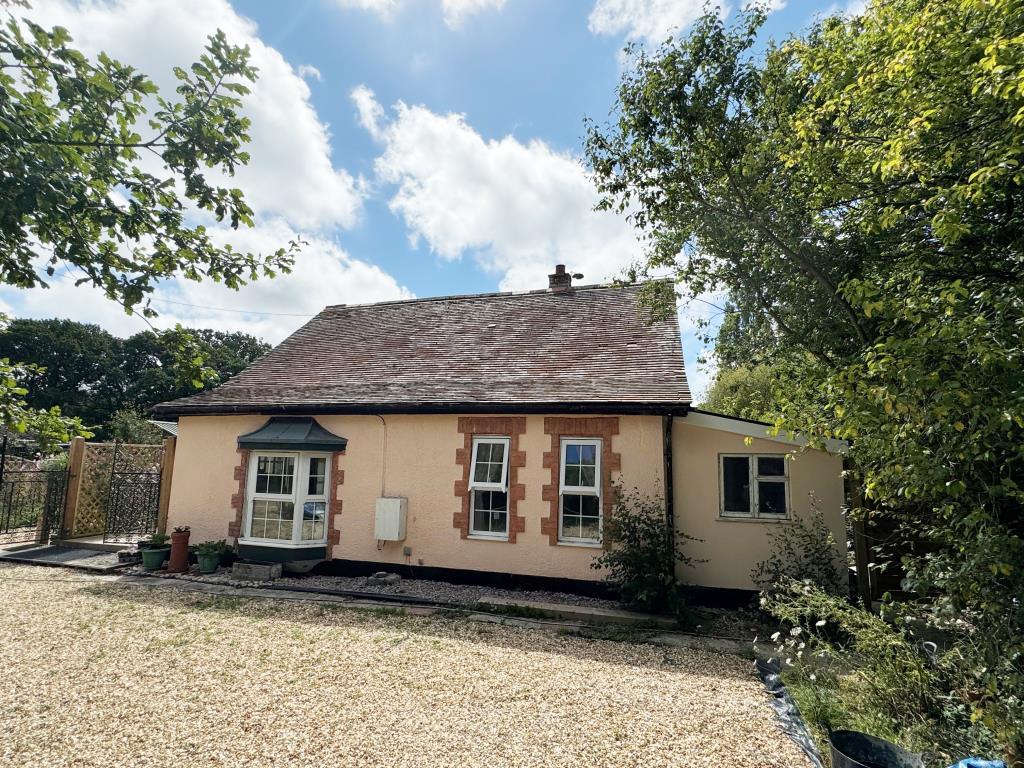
[153, 282, 691, 416]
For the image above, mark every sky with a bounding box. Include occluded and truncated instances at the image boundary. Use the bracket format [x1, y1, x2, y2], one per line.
[2, 0, 856, 398]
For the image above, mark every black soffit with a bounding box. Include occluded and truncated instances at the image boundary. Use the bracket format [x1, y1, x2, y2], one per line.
[237, 417, 348, 452]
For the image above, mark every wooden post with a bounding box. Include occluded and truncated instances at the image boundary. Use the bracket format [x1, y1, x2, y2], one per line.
[156, 436, 176, 535]
[61, 436, 86, 539]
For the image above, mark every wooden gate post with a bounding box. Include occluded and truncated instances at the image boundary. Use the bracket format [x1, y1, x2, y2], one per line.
[156, 436, 176, 534]
[61, 437, 86, 539]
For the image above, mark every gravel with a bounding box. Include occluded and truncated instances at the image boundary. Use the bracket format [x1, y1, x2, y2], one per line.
[0, 563, 807, 767]
[130, 567, 623, 610]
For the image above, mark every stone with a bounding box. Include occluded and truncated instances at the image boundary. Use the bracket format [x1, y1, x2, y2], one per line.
[366, 571, 401, 586]
[231, 562, 282, 581]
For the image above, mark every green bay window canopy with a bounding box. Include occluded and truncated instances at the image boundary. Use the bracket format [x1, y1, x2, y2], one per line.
[237, 417, 348, 452]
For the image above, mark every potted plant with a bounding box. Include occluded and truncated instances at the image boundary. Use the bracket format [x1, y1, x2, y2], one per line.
[140, 532, 171, 571]
[168, 525, 191, 573]
[195, 540, 226, 574]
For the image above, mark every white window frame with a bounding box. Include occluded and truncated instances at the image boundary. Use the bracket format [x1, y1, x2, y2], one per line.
[468, 436, 510, 539]
[718, 453, 790, 520]
[558, 437, 602, 545]
[242, 450, 330, 548]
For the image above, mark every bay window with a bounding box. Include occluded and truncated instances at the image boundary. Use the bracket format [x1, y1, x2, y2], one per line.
[559, 438, 602, 544]
[468, 437, 510, 538]
[719, 454, 790, 520]
[245, 452, 329, 545]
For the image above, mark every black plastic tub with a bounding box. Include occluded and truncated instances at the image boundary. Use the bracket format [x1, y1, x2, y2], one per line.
[829, 730, 925, 768]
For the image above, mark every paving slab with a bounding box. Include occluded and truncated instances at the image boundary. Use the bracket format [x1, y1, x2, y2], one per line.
[0, 545, 127, 572]
[477, 596, 677, 626]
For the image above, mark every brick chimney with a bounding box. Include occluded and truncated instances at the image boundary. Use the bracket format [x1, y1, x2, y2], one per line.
[548, 264, 572, 292]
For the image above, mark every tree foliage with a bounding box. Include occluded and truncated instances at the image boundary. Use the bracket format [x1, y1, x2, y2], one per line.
[587, 0, 1023, 758]
[0, 15, 295, 442]
[0, 318, 269, 436]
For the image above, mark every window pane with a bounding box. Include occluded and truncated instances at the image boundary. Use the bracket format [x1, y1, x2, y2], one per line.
[579, 444, 597, 464]
[562, 514, 581, 538]
[255, 475, 268, 494]
[564, 465, 581, 487]
[758, 456, 785, 477]
[490, 443, 504, 464]
[307, 457, 326, 495]
[487, 463, 503, 483]
[267, 475, 282, 495]
[562, 493, 581, 515]
[722, 456, 751, 514]
[758, 481, 787, 516]
[565, 444, 580, 464]
[249, 500, 294, 540]
[580, 495, 600, 519]
[579, 466, 596, 488]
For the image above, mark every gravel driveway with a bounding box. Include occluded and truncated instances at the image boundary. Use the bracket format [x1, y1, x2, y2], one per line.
[0, 564, 805, 767]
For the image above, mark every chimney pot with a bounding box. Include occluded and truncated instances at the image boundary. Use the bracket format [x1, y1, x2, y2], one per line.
[548, 264, 572, 292]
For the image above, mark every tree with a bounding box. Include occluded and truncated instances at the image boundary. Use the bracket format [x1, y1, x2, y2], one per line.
[699, 364, 781, 422]
[0, 318, 270, 435]
[0, 15, 297, 441]
[586, 0, 1023, 757]
[107, 408, 163, 445]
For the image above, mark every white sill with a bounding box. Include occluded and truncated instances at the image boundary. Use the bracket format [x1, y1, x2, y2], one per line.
[237, 538, 328, 548]
[467, 534, 510, 542]
[557, 540, 603, 549]
[717, 515, 792, 524]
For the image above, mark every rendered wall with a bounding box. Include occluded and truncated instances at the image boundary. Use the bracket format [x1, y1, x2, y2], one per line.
[671, 420, 846, 591]
[166, 413, 665, 581]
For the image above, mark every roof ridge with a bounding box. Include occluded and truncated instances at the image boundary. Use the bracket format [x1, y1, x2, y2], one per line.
[323, 278, 671, 312]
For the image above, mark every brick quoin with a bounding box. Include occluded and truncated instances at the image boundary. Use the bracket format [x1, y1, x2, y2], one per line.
[227, 448, 250, 540]
[453, 416, 527, 542]
[540, 417, 621, 547]
[326, 451, 345, 556]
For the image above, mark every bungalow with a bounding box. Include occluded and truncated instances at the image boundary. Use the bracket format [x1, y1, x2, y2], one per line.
[152, 266, 846, 595]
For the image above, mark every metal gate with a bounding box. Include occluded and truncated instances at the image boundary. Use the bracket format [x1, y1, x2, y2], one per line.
[0, 436, 68, 546]
[103, 442, 164, 544]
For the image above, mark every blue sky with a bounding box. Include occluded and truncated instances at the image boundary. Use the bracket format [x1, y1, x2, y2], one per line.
[4, 0, 852, 397]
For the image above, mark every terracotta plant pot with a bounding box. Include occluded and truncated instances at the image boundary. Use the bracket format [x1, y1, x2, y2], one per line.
[196, 552, 220, 575]
[167, 529, 191, 573]
[141, 547, 170, 571]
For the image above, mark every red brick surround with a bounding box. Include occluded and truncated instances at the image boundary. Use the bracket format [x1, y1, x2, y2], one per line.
[326, 451, 345, 556]
[453, 416, 527, 542]
[227, 448, 250, 540]
[540, 417, 621, 546]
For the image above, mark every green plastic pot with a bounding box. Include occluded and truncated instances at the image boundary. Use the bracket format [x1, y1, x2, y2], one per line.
[196, 552, 220, 574]
[141, 546, 170, 571]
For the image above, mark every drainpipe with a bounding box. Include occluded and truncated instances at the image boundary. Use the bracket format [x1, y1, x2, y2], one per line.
[662, 414, 675, 579]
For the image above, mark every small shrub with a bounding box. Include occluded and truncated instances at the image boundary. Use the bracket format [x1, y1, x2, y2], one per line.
[762, 581, 1002, 764]
[591, 486, 701, 618]
[752, 501, 844, 595]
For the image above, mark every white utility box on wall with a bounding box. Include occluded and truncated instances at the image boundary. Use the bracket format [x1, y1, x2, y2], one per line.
[374, 497, 408, 541]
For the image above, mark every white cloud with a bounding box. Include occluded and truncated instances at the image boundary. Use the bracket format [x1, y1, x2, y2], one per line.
[355, 87, 644, 291]
[28, 0, 362, 231]
[297, 64, 322, 82]
[351, 84, 386, 141]
[332, 0, 505, 29]
[2, 220, 413, 344]
[588, 0, 716, 44]
[441, 0, 506, 28]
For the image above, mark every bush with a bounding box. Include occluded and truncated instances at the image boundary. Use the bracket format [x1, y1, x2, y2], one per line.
[591, 486, 701, 618]
[751, 502, 845, 595]
[762, 581, 1004, 765]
